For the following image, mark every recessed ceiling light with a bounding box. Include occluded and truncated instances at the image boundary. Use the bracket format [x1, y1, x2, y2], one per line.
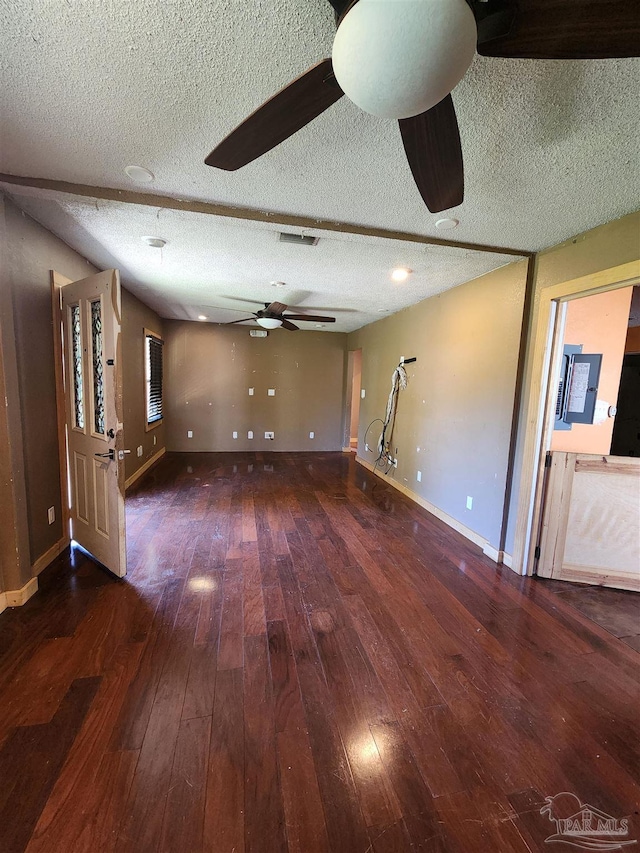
[198, 315, 207, 321]
[435, 217, 459, 230]
[142, 236, 166, 248]
[391, 267, 412, 282]
[378, 308, 389, 313]
[270, 281, 287, 287]
[125, 165, 155, 183]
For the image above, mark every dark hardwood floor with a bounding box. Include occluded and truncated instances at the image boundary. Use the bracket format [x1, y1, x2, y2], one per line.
[543, 580, 640, 651]
[0, 451, 638, 852]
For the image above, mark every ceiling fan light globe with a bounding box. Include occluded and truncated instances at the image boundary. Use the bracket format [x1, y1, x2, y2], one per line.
[331, 0, 477, 120]
[256, 317, 282, 329]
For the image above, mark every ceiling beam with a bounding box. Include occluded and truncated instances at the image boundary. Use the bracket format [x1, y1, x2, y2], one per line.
[0, 173, 533, 258]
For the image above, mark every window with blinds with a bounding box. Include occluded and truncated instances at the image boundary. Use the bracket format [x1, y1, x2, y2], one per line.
[145, 333, 163, 425]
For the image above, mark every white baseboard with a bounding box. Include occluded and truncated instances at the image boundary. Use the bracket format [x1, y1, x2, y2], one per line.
[2, 576, 38, 609]
[32, 535, 70, 576]
[356, 456, 489, 551]
[125, 447, 166, 490]
[0, 534, 70, 615]
[0, 536, 71, 613]
[482, 543, 505, 564]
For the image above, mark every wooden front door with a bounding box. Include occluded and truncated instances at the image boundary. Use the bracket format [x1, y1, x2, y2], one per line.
[537, 452, 640, 591]
[62, 270, 126, 577]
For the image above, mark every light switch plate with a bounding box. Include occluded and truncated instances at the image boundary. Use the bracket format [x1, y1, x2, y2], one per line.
[268, 389, 276, 396]
[249, 388, 254, 396]
[309, 431, 314, 439]
[361, 389, 366, 399]
[248, 430, 253, 439]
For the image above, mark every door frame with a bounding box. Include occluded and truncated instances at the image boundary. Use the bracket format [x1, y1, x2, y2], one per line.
[511, 260, 640, 576]
[343, 348, 362, 452]
[51, 270, 72, 546]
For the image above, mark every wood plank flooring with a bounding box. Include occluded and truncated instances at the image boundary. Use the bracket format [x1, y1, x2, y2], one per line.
[0, 451, 638, 852]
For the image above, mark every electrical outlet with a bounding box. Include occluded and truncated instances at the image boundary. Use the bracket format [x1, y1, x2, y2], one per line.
[361, 389, 366, 399]
[309, 431, 314, 439]
[232, 431, 238, 439]
[248, 387, 254, 396]
[268, 388, 276, 396]
[365, 443, 370, 452]
[137, 445, 143, 457]
[153, 435, 157, 446]
[248, 430, 253, 439]
[47, 506, 55, 525]
[187, 430, 193, 438]
[265, 431, 274, 440]
[466, 496, 473, 510]
[393, 458, 398, 468]
[416, 471, 422, 483]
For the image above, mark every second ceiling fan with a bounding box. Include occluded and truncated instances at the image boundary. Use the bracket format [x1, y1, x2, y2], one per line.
[205, 0, 639, 213]
[225, 301, 337, 331]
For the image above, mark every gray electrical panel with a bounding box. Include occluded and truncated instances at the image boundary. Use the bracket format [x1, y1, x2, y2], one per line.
[564, 354, 603, 425]
[555, 344, 582, 431]
[555, 346, 603, 429]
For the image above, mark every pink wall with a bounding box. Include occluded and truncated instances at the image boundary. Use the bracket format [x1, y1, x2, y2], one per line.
[552, 286, 633, 454]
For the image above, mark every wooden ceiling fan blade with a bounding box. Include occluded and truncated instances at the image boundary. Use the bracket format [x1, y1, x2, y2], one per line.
[284, 314, 336, 322]
[225, 317, 256, 325]
[398, 95, 463, 214]
[265, 301, 288, 315]
[205, 60, 344, 170]
[477, 0, 640, 58]
[281, 319, 300, 331]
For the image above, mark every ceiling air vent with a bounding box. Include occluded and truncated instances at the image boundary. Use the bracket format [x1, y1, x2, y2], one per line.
[278, 232, 318, 246]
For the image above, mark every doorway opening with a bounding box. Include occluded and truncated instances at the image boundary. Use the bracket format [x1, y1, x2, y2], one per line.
[611, 285, 640, 457]
[512, 260, 640, 580]
[346, 349, 362, 452]
[536, 284, 639, 591]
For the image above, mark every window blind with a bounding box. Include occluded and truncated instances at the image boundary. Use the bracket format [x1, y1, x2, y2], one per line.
[146, 334, 163, 424]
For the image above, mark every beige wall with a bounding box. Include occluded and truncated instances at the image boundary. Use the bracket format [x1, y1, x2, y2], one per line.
[348, 260, 528, 549]
[535, 212, 640, 291]
[505, 210, 640, 555]
[121, 289, 165, 481]
[551, 287, 633, 454]
[0, 193, 98, 588]
[165, 322, 347, 452]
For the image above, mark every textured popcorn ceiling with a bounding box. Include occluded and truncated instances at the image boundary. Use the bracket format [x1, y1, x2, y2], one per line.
[7, 188, 520, 332]
[1, 0, 638, 324]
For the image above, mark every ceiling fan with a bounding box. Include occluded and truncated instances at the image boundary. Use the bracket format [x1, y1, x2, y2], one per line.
[205, 0, 639, 214]
[224, 301, 337, 330]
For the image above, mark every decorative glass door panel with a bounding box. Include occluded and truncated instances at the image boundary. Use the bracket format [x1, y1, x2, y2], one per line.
[61, 271, 126, 577]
